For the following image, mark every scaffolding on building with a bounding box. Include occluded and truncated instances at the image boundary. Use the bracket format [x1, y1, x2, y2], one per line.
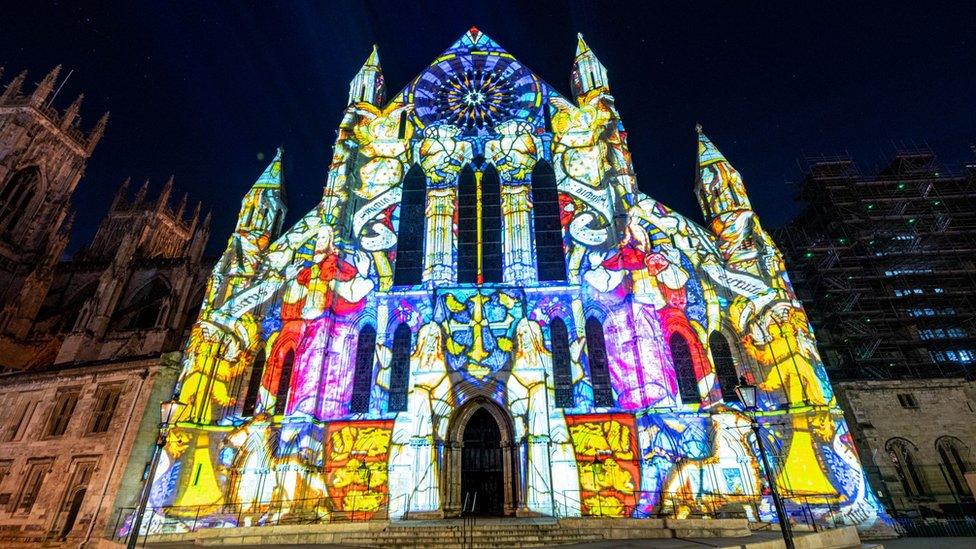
[775, 147, 976, 381]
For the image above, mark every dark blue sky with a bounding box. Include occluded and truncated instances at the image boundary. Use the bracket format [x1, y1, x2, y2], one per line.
[3, 1, 974, 255]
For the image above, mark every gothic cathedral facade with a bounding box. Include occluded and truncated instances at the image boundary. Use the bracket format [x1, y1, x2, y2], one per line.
[149, 29, 890, 534]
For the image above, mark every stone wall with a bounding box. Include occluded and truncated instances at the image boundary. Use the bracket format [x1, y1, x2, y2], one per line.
[834, 378, 976, 516]
[0, 353, 180, 545]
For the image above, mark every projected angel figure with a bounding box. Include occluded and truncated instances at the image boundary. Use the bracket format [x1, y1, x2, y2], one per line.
[507, 317, 580, 515]
[389, 321, 453, 515]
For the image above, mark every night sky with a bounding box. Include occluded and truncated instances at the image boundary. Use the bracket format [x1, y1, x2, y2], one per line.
[3, 1, 974, 255]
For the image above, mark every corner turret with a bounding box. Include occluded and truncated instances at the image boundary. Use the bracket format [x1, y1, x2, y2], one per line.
[29, 65, 61, 107]
[695, 125, 780, 280]
[695, 125, 752, 223]
[348, 45, 385, 106]
[571, 34, 609, 100]
[235, 147, 287, 240]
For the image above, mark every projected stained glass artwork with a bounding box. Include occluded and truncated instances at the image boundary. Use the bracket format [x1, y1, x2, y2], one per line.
[129, 27, 892, 538]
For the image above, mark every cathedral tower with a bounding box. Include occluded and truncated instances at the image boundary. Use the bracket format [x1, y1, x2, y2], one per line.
[0, 66, 108, 338]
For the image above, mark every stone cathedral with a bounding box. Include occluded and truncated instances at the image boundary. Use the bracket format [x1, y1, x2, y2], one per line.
[144, 29, 891, 534]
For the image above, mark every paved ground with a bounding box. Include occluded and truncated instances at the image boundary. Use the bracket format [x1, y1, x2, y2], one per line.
[148, 531, 783, 549]
[149, 533, 976, 549]
[879, 538, 976, 548]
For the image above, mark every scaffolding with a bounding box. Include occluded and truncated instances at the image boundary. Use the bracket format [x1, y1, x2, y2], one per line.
[775, 147, 976, 381]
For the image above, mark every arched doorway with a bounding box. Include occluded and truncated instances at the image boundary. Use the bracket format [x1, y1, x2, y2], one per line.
[444, 398, 518, 517]
[462, 408, 504, 515]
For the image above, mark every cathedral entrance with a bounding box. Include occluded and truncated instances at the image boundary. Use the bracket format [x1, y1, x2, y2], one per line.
[461, 408, 504, 515]
[444, 398, 518, 517]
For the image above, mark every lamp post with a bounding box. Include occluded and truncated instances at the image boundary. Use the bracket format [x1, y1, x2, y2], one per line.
[735, 379, 794, 549]
[127, 398, 183, 549]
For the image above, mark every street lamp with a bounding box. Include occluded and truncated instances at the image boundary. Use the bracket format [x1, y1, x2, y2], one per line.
[127, 398, 183, 549]
[735, 378, 794, 549]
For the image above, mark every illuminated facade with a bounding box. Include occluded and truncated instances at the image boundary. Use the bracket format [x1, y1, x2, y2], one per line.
[141, 29, 891, 534]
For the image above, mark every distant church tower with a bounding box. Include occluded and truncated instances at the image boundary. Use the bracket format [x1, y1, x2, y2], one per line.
[0, 66, 108, 338]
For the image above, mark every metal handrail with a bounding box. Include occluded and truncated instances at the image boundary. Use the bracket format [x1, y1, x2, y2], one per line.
[114, 488, 862, 542]
[114, 493, 408, 541]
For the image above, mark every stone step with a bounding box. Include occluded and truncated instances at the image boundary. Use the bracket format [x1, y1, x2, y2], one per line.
[343, 532, 600, 542]
[339, 532, 605, 548]
[340, 540, 604, 549]
[341, 528, 601, 538]
[388, 522, 558, 527]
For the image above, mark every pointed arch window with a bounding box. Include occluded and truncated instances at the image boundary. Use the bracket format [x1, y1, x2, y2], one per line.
[274, 350, 295, 415]
[241, 348, 266, 416]
[585, 317, 613, 407]
[532, 160, 566, 282]
[670, 333, 700, 404]
[110, 277, 171, 331]
[388, 324, 411, 413]
[709, 332, 740, 402]
[350, 326, 378, 414]
[551, 317, 574, 408]
[887, 438, 927, 498]
[457, 166, 478, 284]
[393, 164, 426, 286]
[481, 165, 503, 283]
[937, 436, 973, 500]
[0, 166, 40, 234]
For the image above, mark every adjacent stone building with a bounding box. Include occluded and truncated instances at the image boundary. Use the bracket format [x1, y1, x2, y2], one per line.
[0, 66, 213, 545]
[833, 379, 976, 518]
[0, 354, 180, 545]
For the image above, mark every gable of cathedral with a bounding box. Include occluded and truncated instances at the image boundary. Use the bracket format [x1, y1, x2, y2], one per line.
[148, 29, 892, 535]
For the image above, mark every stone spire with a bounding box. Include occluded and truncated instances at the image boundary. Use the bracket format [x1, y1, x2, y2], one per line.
[158, 175, 174, 211]
[176, 192, 189, 219]
[111, 178, 131, 210]
[189, 201, 202, 231]
[87, 112, 109, 153]
[61, 93, 84, 129]
[348, 45, 386, 106]
[571, 34, 609, 100]
[30, 65, 62, 107]
[235, 147, 286, 236]
[1, 70, 27, 102]
[694, 125, 753, 223]
[134, 179, 149, 205]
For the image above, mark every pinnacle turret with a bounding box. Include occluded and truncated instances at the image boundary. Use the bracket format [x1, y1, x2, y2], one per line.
[348, 45, 386, 106]
[571, 33, 609, 100]
[134, 179, 149, 205]
[694, 126, 753, 222]
[1, 70, 26, 102]
[158, 175, 174, 211]
[111, 178, 131, 210]
[61, 94, 84, 129]
[30, 65, 62, 107]
[234, 148, 287, 238]
[88, 112, 109, 153]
